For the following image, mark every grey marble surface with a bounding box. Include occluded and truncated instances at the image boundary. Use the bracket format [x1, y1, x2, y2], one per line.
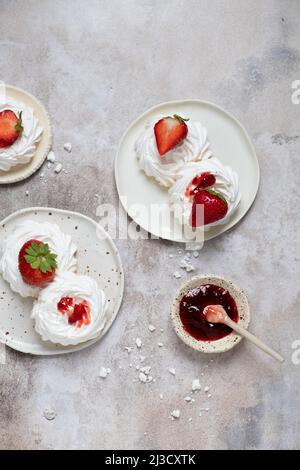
[0, 0, 300, 450]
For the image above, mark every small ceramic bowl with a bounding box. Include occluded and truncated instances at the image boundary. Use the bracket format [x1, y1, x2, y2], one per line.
[171, 274, 251, 353]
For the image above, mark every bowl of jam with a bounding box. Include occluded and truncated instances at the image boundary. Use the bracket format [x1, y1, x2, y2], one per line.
[171, 274, 250, 353]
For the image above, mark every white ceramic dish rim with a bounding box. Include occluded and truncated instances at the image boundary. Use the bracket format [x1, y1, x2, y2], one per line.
[170, 274, 251, 353]
[0, 207, 125, 356]
[0, 84, 52, 185]
[115, 98, 260, 243]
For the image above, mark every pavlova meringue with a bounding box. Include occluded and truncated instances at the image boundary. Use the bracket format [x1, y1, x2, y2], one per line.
[31, 272, 108, 346]
[135, 117, 212, 188]
[0, 98, 43, 172]
[169, 157, 241, 230]
[0, 220, 77, 298]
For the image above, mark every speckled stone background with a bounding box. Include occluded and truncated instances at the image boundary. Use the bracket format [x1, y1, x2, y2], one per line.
[0, 0, 300, 450]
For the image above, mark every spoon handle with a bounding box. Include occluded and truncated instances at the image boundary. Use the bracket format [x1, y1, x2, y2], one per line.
[225, 318, 284, 363]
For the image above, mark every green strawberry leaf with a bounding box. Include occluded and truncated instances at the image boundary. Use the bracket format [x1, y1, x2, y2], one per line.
[31, 260, 40, 270]
[204, 189, 227, 204]
[24, 255, 36, 264]
[173, 114, 189, 123]
[15, 111, 24, 134]
[24, 241, 57, 272]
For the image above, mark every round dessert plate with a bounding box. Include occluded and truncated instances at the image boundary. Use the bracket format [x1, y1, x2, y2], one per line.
[115, 99, 260, 243]
[171, 274, 250, 353]
[0, 84, 52, 184]
[0, 207, 124, 355]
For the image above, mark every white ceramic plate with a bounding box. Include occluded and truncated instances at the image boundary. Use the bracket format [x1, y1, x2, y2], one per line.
[115, 99, 260, 243]
[0, 208, 124, 355]
[171, 274, 250, 354]
[0, 84, 52, 184]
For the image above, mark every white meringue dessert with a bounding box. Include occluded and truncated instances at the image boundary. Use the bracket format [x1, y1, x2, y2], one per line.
[0, 98, 43, 172]
[0, 220, 77, 298]
[31, 271, 108, 346]
[135, 117, 212, 188]
[169, 157, 241, 230]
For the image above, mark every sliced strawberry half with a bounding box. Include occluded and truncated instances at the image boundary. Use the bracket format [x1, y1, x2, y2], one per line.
[154, 114, 189, 156]
[0, 110, 23, 148]
[190, 189, 228, 227]
[18, 239, 57, 287]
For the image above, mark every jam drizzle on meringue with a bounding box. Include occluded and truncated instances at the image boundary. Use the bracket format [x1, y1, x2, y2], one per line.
[57, 297, 91, 328]
[185, 171, 216, 198]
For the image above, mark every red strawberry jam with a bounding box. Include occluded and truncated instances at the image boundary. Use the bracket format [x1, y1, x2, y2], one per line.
[179, 284, 238, 341]
[185, 172, 216, 198]
[57, 297, 91, 328]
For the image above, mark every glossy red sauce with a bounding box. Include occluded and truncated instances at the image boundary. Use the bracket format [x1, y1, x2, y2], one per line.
[185, 172, 216, 198]
[179, 284, 238, 341]
[57, 296, 91, 328]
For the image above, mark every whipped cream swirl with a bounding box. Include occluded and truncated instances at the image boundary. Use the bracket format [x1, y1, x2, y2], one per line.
[31, 272, 108, 346]
[0, 220, 78, 298]
[135, 119, 212, 188]
[169, 157, 241, 229]
[0, 98, 43, 172]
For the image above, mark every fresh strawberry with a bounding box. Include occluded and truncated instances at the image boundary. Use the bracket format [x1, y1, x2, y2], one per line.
[18, 239, 57, 287]
[0, 110, 23, 148]
[154, 114, 189, 156]
[185, 172, 216, 197]
[190, 189, 228, 227]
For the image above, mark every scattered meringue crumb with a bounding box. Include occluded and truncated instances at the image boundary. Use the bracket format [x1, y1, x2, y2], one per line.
[204, 386, 210, 393]
[208, 394, 212, 398]
[173, 271, 182, 279]
[188, 418, 193, 422]
[99, 367, 109, 378]
[171, 409, 180, 419]
[129, 363, 132, 368]
[135, 337, 142, 348]
[160, 328, 164, 332]
[139, 372, 147, 383]
[168, 368, 176, 376]
[179, 258, 195, 273]
[47, 151, 56, 163]
[186, 264, 195, 272]
[125, 346, 132, 353]
[136, 365, 140, 370]
[157, 342, 164, 348]
[193, 251, 199, 258]
[148, 324, 156, 332]
[169, 254, 174, 258]
[43, 408, 57, 421]
[199, 412, 202, 417]
[159, 394, 163, 400]
[140, 355, 146, 362]
[63, 142, 72, 153]
[25, 190, 29, 196]
[184, 396, 192, 402]
[140, 366, 151, 375]
[192, 379, 201, 392]
[54, 163, 63, 174]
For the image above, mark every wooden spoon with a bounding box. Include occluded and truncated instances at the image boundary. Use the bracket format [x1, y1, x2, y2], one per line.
[203, 305, 284, 363]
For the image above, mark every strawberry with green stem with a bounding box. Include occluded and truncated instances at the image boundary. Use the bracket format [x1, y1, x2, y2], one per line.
[18, 240, 57, 287]
[190, 189, 228, 227]
[0, 110, 23, 148]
